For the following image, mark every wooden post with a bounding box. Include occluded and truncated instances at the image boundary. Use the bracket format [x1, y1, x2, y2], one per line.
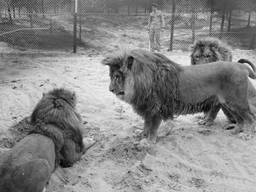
[29, 13, 33, 28]
[209, 0, 213, 36]
[168, 0, 176, 51]
[249, 30, 256, 49]
[50, 19, 53, 33]
[73, 0, 78, 53]
[227, 9, 232, 32]
[79, 14, 82, 43]
[219, 5, 226, 39]
[247, 11, 251, 27]
[42, 0, 45, 18]
[191, 5, 196, 43]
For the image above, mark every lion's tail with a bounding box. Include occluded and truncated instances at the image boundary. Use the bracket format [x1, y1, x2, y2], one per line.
[238, 58, 256, 79]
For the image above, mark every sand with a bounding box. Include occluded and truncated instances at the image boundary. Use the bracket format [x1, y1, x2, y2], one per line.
[0, 43, 256, 192]
[1, 14, 256, 192]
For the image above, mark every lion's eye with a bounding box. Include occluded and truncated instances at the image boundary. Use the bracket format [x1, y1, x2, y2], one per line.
[114, 75, 120, 80]
[206, 55, 211, 58]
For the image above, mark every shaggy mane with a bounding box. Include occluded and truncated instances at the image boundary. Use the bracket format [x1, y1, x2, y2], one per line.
[104, 49, 183, 120]
[191, 37, 232, 64]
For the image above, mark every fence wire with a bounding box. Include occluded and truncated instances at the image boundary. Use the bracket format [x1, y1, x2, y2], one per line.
[0, 0, 255, 51]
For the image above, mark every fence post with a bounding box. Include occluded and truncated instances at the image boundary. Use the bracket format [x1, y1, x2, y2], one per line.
[168, 0, 176, 51]
[79, 14, 82, 43]
[73, 0, 78, 53]
[249, 31, 256, 49]
[29, 13, 33, 28]
[50, 18, 53, 33]
[191, 6, 196, 43]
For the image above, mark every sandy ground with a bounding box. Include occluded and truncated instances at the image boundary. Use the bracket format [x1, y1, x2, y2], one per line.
[0, 44, 256, 192]
[1, 15, 256, 191]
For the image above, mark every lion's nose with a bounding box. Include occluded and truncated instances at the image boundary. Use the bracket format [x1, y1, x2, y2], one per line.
[109, 86, 115, 93]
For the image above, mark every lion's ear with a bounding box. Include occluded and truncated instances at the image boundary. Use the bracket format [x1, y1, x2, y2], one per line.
[127, 56, 134, 70]
[101, 56, 113, 66]
[190, 44, 195, 51]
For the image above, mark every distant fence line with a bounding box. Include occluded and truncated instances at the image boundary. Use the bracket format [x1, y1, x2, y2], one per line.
[0, 3, 255, 52]
[0, 27, 49, 36]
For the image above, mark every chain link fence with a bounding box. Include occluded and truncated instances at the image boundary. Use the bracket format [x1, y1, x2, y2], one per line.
[0, 0, 255, 52]
[0, 0, 82, 51]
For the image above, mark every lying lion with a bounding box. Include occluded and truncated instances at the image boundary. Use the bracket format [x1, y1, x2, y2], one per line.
[102, 49, 256, 143]
[0, 132, 60, 192]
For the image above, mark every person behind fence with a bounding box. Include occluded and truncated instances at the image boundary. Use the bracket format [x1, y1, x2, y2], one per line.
[148, 3, 165, 52]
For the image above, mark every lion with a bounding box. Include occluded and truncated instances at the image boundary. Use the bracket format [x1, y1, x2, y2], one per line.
[1, 88, 95, 168]
[102, 49, 256, 143]
[191, 37, 256, 126]
[30, 88, 86, 167]
[191, 37, 232, 65]
[0, 133, 59, 192]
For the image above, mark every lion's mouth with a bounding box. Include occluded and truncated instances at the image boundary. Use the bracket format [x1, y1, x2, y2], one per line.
[116, 91, 125, 95]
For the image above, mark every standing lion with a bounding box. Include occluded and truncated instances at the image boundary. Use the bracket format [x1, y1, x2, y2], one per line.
[103, 49, 256, 143]
[191, 37, 256, 126]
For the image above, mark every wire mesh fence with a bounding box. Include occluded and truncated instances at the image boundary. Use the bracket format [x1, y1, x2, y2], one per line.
[0, 0, 255, 52]
[0, 0, 77, 51]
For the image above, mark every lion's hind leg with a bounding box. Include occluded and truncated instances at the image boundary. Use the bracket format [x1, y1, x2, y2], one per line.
[221, 103, 255, 134]
[198, 104, 221, 126]
[11, 159, 52, 192]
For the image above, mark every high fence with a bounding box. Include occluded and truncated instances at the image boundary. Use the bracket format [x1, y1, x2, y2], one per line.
[0, 0, 76, 51]
[0, 0, 255, 52]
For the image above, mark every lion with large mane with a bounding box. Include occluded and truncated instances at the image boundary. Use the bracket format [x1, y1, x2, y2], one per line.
[102, 49, 256, 143]
[191, 37, 232, 65]
[0, 88, 88, 192]
[191, 37, 256, 126]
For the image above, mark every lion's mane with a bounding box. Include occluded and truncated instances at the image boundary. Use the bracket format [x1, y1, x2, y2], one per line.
[191, 37, 232, 65]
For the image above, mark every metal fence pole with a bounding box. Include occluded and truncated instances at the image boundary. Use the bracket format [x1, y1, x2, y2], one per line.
[73, 0, 78, 53]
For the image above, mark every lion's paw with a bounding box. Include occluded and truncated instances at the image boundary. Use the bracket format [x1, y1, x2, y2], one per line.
[224, 124, 243, 135]
[133, 129, 148, 141]
[238, 132, 254, 140]
[195, 115, 206, 120]
[198, 119, 214, 126]
[223, 123, 236, 130]
[134, 138, 152, 151]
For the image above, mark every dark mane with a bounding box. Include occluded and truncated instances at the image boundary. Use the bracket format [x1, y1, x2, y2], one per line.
[126, 49, 183, 120]
[191, 37, 232, 64]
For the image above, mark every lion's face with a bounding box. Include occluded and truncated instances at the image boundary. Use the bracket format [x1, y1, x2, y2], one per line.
[109, 70, 125, 98]
[103, 55, 135, 103]
[191, 46, 218, 65]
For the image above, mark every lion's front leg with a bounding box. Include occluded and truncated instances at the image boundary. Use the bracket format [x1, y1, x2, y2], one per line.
[59, 139, 84, 168]
[198, 104, 221, 126]
[143, 115, 162, 143]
